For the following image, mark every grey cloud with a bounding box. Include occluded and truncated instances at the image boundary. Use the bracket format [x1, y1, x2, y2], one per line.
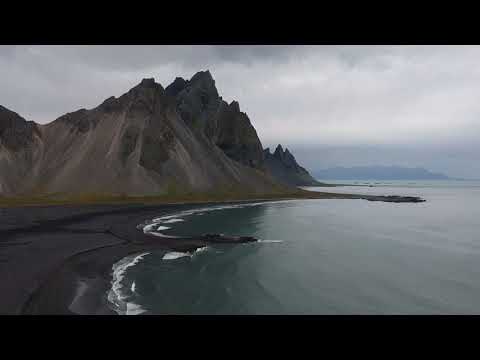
[0, 45, 479, 177]
[17, 45, 305, 72]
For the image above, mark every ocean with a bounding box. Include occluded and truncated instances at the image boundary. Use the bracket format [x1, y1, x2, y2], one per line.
[108, 180, 480, 315]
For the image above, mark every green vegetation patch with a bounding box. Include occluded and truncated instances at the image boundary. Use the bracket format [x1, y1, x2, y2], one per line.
[0, 187, 342, 208]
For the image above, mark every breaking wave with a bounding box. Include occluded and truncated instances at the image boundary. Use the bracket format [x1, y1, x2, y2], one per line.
[162, 246, 210, 260]
[140, 200, 291, 237]
[107, 252, 150, 315]
[108, 201, 290, 315]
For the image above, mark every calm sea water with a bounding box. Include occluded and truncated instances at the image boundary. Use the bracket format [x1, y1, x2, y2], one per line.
[109, 180, 480, 315]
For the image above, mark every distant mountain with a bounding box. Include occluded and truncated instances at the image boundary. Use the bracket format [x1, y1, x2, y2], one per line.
[0, 71, 289, 197]
[264, 145, 323, 186]
[313, 166, 451, 180]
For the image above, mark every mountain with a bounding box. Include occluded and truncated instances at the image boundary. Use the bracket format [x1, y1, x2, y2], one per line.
[0, 71, 287, 197]
[264, 145, 323, 186]
[313, 166, 451, 180]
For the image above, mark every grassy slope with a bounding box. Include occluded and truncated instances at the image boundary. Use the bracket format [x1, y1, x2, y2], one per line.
[0, 187, 357, 208]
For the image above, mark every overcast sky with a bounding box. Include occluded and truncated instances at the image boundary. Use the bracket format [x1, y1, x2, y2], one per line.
[1, 45, 479, 178]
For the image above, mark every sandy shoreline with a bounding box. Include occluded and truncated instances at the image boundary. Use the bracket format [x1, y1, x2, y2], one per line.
[0, 194, 425, 315]
[0, 199, 295, 314]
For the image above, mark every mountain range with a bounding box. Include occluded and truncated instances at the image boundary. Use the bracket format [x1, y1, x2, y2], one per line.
[0, 71, 318, 198]
[313, 166, 451, 180]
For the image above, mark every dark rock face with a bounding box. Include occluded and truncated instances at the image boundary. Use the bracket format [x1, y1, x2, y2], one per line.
[173, 71, 220, 130]
[0, 106, 42, 195]
[165, 77, 188, 97]
[166, 70, 265, 170]
[119, 125, 140, 165]
[214, 101, 265, 169]
[99, 96, 121, 113]
[264, 144, 321, 187]
[0, 105, 40, 151]
[139, 116, 175, 173]
[56, 109, 93, 133]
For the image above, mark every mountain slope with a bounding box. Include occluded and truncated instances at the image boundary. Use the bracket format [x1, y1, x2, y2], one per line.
[0, 105, 43, 195]
[264, 144, 322, 186]
[0, 72, 286, 197]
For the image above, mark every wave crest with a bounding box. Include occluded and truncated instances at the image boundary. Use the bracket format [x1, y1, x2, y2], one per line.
[107, 252, 150, 315]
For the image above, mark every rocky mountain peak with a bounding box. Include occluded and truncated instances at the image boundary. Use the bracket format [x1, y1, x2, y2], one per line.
[56, 78, 166, 133]
[120, 77, 167, 116]
[0, 105, 23, 123]
[229, 100, 240, 112]
[0, 105, 40, 151]
[165, 77, 188, 97]
[264, 144, 321, 187]
[165, 70, 265, 170]
[128, 77, 165, 96]
[139, 78, 156, 87]
[272, 145, 295, 164]
[273, 144, 284, 158]
[190, 70, 214, 83]
[283, 147, 295, 161]
[282, 149, 298, 169]
[187, 70, 218, 98]
[98, 96, 119, 113]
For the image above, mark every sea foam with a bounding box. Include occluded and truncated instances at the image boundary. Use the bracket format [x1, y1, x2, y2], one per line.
[126, 302, 146, 315]
[163, 218, 184, 224]
[107, 252, 149, 315]
[162, 251, 191, 260]
[162, 246, 209, 260]
[141, 201, 289, 237]
[156, 226, 171, 231]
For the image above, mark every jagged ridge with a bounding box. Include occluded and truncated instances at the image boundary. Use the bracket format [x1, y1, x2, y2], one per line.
[264, 144, 322, 187]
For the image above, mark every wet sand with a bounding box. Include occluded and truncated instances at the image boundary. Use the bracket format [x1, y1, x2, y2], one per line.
[0, 194, 425, 315]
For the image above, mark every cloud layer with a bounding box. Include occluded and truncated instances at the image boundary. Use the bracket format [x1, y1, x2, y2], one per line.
[1, 45, 479, 177]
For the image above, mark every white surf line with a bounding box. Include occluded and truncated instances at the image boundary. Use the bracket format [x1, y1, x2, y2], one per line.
[141, 200, 293, 237]
[162, 246, 209, 261]
[155, 226, 171, 231]
[162, 251, 191, 260]
[107, 252, 150, 315]
[162, 218, 185, 224]
[148, 231, 178, 238]
[125, 302, 146, 316]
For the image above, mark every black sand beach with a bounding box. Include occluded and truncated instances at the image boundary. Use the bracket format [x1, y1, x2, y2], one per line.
[0, 202, 235, 315]
[0, 193, 425, 315]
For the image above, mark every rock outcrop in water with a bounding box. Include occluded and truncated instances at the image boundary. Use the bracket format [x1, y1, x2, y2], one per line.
[263, 144, 323, 187]
[0, 71, 285, 197]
